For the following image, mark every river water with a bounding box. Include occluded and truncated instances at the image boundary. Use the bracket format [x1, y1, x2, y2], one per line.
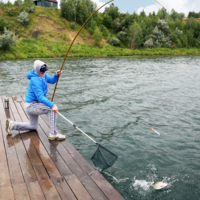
[1, 56, 200, 199]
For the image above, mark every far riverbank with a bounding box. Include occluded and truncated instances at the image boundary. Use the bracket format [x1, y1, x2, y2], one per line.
[1, 39, 200, 60]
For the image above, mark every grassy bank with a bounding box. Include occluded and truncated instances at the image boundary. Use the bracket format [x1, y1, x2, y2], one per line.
[1, 6, 200, 60]
[1, 38, 200, 60]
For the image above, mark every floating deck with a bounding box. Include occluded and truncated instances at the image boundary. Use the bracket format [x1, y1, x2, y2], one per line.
[0, 95, 124, 200]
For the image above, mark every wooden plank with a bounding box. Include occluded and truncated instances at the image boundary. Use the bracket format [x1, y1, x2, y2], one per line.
[20, 95, 84, 175]
[27, 181, 45, 200]
[22, 94, 94, 174]
[39, 178, 62, 200]
[13, 96, 62, 179]
[12, 133, 38, 183]
[65, 174, 93, 200]
[9, 97, 38, 183]
[0, 97, 24, 186]
[76, 172, 108, 200]
[28, 132, 61, 179]
[13, 183, 30, 200]
[40, 111, 94, 173]
[53, 177, 77, 200]
[61, 137, 94, 173]
[89, 171, 124, 200]
[38, 117, 83, 175]
[0, 186, 14, 200]
[19, 96, 73, 177]
[5, 109, 11, 118]
[0, 120, 11, 188]
[21, 132, 44, 165]
[30, 129, 72, 176]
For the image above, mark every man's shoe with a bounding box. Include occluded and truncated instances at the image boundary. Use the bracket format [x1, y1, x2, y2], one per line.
[48, 133, 66, 141]
[6, 120, 13, 135]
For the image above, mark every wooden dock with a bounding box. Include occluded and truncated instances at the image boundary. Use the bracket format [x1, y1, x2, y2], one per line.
[0, 95, 124, 200]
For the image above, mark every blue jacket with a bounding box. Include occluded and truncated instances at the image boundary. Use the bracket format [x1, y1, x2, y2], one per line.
[25, 64, 58, 108]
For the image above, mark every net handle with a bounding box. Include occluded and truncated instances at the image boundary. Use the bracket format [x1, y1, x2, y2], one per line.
[58, 112, 98, 144]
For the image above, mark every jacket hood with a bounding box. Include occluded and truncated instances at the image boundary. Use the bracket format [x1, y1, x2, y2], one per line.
[34, 60, 46, 75]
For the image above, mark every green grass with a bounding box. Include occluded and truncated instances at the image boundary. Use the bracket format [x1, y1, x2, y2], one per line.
[1, 40, 200, 60]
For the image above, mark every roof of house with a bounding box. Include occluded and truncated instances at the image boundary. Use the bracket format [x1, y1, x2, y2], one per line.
[33, 0, 58, 2]
[48, 0, 58, 3]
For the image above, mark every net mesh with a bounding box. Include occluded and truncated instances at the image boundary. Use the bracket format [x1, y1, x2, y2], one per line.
[91, 144, 118, 171]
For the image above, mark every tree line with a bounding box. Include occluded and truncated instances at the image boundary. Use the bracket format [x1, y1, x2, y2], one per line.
[0, 0, 200, 49]
[61, 0, 200, 49]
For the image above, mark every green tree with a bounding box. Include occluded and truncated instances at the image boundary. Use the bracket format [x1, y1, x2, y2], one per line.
[185, 17, 196, 31]
[18, 11, 29, 26]
[103, 15, 112, 29]
[0, 17, 8, 33]
[14, 0, 23, 6]
[76, 0, 87, 25]
[186, 30, 194, 47]
[124, 13, 135, 27]
[93, 27, 103, 45]
[181, 35, 188, 48]
[24, 0, 33, 7]
[174, 27, 183, 38]
[117, 31, 127, 46]
[128, 21, 142, 49]
[0, 28, 17, 51]
[0, 1, 4, 7]
[4, 1, 13, 7]
[153, 26, 165, 45]
[60, 0, 76, 21]
[194, 22, 200, 39]
[157, 19, 169, 34]
[139, 10, 146, 18]
[157, 8, 167, 19]
[99, 24, 109, 37]
[112, 18, 122, 33]
[104, 3, 119, 20]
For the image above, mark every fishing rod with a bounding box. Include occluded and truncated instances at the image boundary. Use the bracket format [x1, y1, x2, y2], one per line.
[154, 0, 166, 10]
[51, 0, 114, 102]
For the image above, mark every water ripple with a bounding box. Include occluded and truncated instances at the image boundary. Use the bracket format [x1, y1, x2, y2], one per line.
[1, 56, 200, 199]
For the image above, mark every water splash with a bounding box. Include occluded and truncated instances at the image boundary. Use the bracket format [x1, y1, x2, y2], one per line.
[132, 179, 154, 191]
[103, 172, 129, 184]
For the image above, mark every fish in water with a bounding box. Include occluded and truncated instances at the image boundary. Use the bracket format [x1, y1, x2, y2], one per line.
[152, 181, 168, 190]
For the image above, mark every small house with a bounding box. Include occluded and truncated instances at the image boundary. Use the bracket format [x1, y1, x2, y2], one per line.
[33, 0, 57, 8]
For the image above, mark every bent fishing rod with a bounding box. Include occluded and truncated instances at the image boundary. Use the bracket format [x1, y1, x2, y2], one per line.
[51, 0, 114, 101]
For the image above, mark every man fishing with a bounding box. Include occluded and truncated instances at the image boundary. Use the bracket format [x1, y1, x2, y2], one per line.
[6, 60, 66, 140]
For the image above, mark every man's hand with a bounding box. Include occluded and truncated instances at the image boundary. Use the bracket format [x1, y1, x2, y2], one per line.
[57, 70, 62, 76]
[52, 104, 58, 113]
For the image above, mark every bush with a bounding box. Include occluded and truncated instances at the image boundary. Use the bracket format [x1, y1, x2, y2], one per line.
[99, 24, 109, 37]
[8, 9, 14, 16]
[70, 22, 76, 30]
[20, 7, 25, 12]
[62, 33, 68, 40]
[18, 11, 29, 26]
[144, 38, 154, 48]
[28, 7, 34, 13]
[0, 28, 17, 51]
[108, 37, 120, 46]
[93, 27, 103, 45]
[0, 18, 8, 33]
